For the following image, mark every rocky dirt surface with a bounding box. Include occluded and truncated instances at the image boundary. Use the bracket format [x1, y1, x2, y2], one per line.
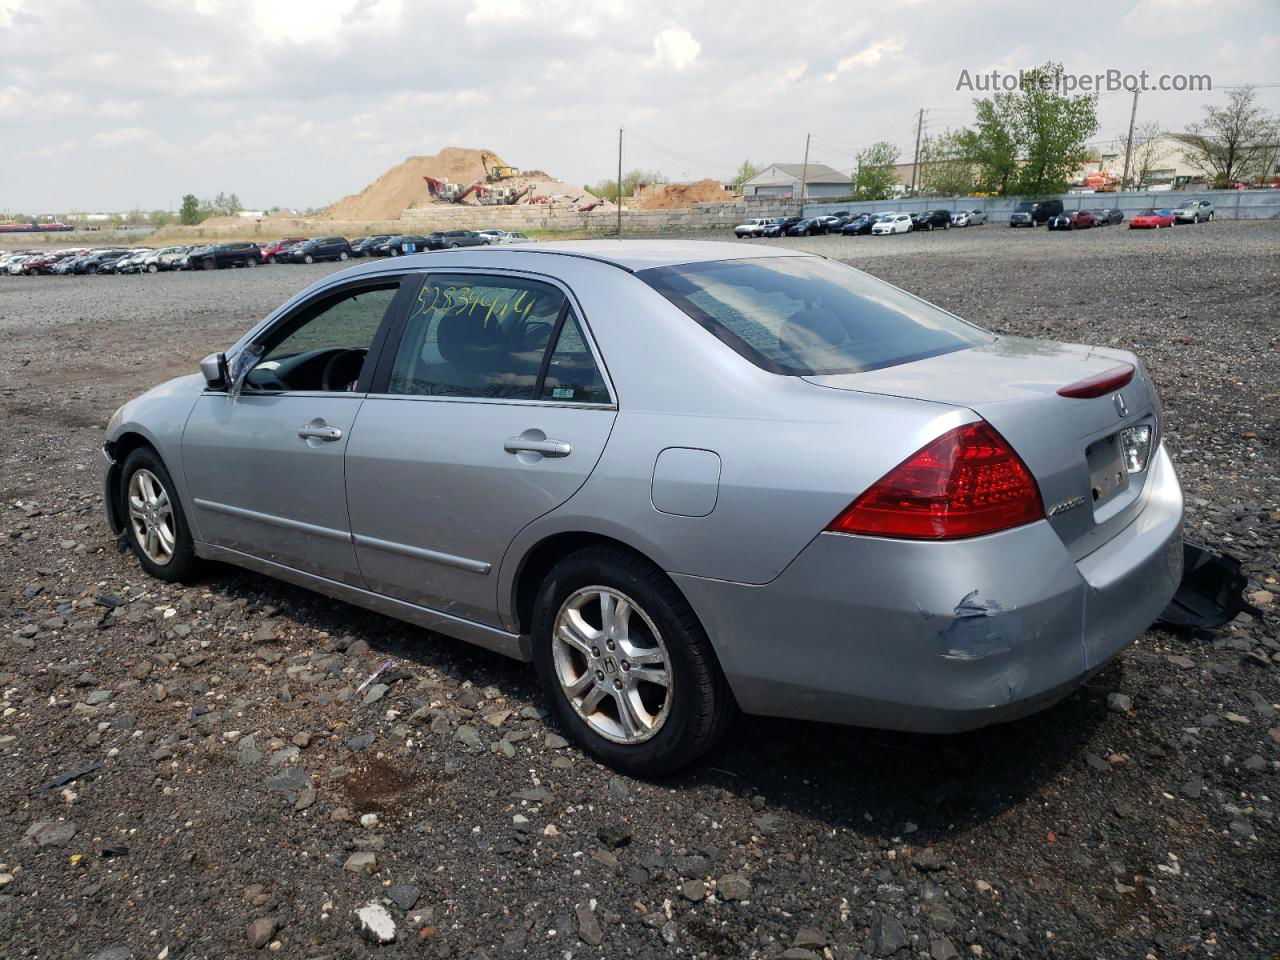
[0, 222, 1277, 960]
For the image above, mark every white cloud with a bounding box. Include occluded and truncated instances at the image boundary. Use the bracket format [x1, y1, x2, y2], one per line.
[250, 0, 358, 44]
[93, 127, 149, 146]
[652, 26, 700, 71]
[465, 0, 531, 26]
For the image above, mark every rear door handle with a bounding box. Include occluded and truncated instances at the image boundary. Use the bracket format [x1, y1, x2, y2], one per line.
[504, 435, 571, 458]
[298, 421, 343, 442]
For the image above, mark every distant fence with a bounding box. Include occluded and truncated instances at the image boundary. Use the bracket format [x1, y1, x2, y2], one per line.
[802, 189, 1280, 221]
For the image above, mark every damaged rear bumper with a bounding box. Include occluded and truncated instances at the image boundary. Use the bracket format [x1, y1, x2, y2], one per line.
[674, 445, 1184, 733]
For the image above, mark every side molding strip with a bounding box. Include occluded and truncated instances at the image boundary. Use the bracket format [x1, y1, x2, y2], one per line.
[193, 498, 351, 543]
[194, 541, 529, 661]
[353, 533, 491, 574]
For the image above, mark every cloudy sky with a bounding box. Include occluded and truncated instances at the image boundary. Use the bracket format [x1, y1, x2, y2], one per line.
[1, 0, 1277, 214]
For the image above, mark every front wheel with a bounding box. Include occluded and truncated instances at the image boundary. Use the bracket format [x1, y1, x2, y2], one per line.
[147, 263, 158, 273]
[119, 447, 199, 583]
[1208, 211, 1214, 221]
[244, 258, 257, 267]
[532, 546, 735, 776]
[304, 254, 315, 264]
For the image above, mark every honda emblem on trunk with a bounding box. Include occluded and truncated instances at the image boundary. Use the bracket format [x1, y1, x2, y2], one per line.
[1114, 393, 1128, 418]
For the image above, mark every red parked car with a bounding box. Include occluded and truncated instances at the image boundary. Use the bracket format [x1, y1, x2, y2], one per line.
[1047, 210, 1096, 231]
[1129, 209, 1175, 229]
[258, 237, 307, 263]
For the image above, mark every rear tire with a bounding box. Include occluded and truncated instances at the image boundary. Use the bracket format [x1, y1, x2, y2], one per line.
[532, 546, 735, 777]
[339, 251, 349, 261]
[118, 447, 199, 583]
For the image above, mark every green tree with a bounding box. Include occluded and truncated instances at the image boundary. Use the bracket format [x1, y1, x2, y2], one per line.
[179, 194, 201, 225]
[962, 99, 1018, 194]
[1180, 86, 1279, 188]
[962, 63, 1098, 195]
[917, 129, 976, 196]
[733, 159, 760, 191]
[851, 141, 900, 200]
[588, 169, 667, 200]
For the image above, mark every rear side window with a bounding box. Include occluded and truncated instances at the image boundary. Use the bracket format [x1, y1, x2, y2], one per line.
[638, 257, 991, 376]
[540, 313, 609, 404]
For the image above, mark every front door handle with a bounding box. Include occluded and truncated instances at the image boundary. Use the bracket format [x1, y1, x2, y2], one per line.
[298, 420, 343, 443]
[504, 431, 571, 458]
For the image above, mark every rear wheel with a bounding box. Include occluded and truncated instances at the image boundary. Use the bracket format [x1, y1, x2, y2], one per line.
[339, 251, 349, 261]
[532, 546, 735, 776]
[244, 258, 257, 267]
[119, 448, 199, 583]
[1208, 211, 1214, 221]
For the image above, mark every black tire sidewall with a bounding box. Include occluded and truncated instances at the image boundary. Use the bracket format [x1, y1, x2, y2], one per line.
[119, 448, 197, 582]
[531, 549, 726, 776]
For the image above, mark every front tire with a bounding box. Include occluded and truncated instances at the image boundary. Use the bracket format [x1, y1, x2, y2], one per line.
[532, 546, 735, 776]
[304, 254, 315, 264]
[119, 448, 199, 583]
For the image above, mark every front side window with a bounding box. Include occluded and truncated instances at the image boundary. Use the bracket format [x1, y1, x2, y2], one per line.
[243, 282, 400, 392]
[386, 274, 610, 403]
[639, 256, 991, 377]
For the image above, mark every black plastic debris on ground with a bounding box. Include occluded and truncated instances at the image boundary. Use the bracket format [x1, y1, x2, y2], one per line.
[1157, 541, 1264, 631]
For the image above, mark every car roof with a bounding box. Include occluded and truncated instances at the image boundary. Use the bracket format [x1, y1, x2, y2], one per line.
[353, 239, 815, 273]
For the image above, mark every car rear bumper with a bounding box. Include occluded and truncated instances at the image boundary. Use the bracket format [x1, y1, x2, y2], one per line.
[674, 444, 1183, 733]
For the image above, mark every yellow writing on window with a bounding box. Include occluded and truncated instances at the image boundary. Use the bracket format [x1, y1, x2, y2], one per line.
[415, 284, 534, 327]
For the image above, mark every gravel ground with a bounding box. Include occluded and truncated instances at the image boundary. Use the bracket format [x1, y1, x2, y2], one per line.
[1, 221, 1277, 960]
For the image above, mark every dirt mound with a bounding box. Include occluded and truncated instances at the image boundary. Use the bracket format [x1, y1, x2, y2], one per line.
[326, 147, 502, 221]
[635, 178, 735, 210]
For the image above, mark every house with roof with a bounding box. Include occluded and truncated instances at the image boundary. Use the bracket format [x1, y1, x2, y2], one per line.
[740, 162, 850, 198]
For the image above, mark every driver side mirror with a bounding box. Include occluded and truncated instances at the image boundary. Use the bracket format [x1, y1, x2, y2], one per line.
[200, 352, 229, 390]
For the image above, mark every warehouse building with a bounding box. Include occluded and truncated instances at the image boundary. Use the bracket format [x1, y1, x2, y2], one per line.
[740, 162, 850, 198]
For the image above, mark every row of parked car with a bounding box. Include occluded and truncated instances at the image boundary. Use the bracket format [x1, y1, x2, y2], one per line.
[1, 229, 536, 277]
[734, 197, 1217, 238]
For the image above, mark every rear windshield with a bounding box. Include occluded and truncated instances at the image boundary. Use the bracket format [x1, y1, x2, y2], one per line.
[637, 256, 992, 376]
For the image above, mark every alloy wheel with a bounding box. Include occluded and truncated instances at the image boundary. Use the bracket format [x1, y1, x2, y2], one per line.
[127, 468, 176, 565]
[551, 586, 673, 744]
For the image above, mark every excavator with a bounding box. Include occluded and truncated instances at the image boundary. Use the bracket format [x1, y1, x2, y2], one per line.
[481, 151, 519, 182]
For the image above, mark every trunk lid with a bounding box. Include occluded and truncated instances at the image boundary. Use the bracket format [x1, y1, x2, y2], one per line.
[805, 336, 1160, 560]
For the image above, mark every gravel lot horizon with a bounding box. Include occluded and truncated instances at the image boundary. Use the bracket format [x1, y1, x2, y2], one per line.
[1, 220, 1277, 959]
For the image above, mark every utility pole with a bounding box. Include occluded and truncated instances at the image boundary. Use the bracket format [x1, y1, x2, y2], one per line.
[616, 127, 623, 237]
[1120, 89, 1139, 192]
[910, 108, 925, 195]
[799, 133, 811, 208]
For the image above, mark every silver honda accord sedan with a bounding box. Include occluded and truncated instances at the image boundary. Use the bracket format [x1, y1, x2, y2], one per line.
[102, 240, 1184, 774]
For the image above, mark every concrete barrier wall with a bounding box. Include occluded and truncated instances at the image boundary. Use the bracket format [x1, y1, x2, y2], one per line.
[147, 188, 1276, 243]
[801, 189, 1280, 221]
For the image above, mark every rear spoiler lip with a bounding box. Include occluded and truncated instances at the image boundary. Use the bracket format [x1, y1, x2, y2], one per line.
[1056, 363, 1136, 399]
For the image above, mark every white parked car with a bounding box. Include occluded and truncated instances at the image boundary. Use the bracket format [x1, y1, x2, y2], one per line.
[952, 209, 986, 227]
[871, 213, 913, 235]
[734, 218, 767, 238]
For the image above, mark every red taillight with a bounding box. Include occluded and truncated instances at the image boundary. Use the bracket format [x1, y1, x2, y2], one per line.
[1056, 363, 1135, 399]
[826, 421, 1044, 540]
